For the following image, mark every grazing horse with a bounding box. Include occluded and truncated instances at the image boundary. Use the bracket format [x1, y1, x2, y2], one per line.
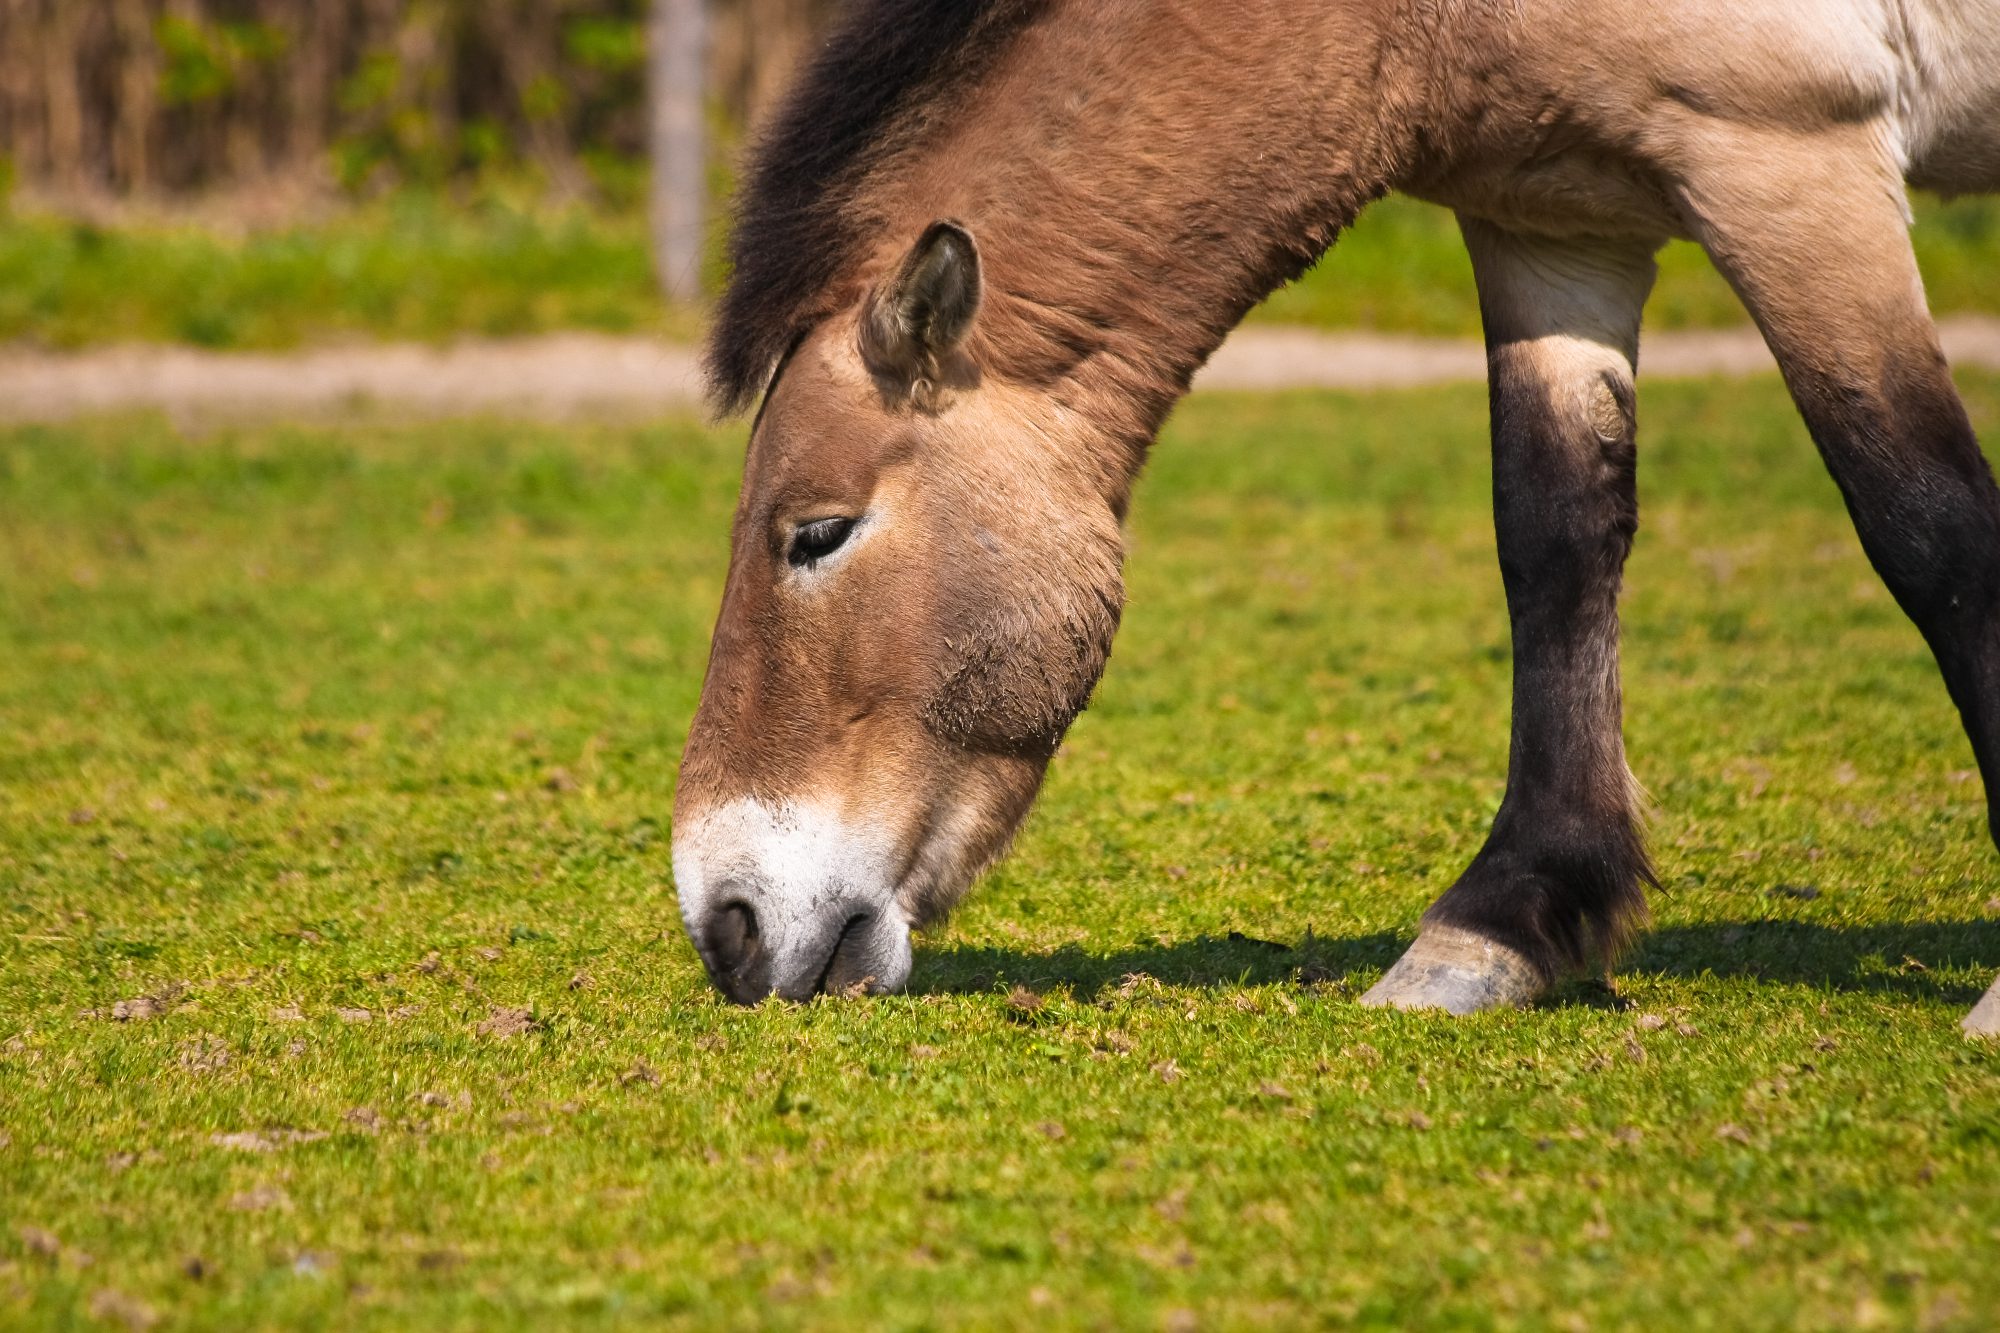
[671, 0, 2000, 1032]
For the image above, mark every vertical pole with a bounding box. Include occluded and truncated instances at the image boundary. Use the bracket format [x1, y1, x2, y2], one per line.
[649, 0, 707, 305]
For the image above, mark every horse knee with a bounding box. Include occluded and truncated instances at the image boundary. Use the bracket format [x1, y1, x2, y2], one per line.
[1489, 350, 1640, 600]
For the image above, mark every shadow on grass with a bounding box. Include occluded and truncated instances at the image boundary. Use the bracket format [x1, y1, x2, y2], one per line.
[909, 920, 2000, 1007]
[911, 929, 1404, 999]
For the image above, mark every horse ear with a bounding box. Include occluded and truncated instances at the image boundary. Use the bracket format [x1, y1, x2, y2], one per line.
[860, 220, 981, 395]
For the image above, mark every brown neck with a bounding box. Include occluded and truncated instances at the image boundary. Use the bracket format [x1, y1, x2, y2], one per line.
[856, 0, 1423, 499]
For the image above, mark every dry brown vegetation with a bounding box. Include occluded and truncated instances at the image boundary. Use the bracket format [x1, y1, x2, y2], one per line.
[0, 0, 833, 204]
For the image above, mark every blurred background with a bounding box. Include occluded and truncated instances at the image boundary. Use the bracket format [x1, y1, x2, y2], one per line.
[0, 0, 821, 348]
[1, 0, 1996, 356]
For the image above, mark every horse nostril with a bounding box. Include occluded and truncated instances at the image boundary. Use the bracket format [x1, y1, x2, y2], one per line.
[707, 900, 759, 971]
[703, 900, 771, 1004]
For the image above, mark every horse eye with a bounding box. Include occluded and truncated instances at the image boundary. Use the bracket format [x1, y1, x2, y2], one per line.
[788, 517, 857, 568]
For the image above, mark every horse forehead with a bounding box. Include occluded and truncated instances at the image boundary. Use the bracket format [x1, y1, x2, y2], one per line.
[752, 342, 901, 486]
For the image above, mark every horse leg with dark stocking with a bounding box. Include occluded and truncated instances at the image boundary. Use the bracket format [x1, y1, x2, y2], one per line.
[1679, 127, 2000, 1037]
[1365, 221, 1659, 1013]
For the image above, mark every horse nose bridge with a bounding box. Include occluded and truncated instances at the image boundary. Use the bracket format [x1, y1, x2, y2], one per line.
[673, 799, 889, 933]
[673, 694, 765, 809]
[681, 579, 809, 786]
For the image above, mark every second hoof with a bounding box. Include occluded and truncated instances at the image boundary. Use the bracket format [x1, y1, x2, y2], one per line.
[1966, 976, 2000, 1038]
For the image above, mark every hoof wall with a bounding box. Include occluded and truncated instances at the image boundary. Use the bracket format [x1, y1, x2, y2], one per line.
[1360, 926, 1545, 1015]
[1966, 979, 2000, 1039]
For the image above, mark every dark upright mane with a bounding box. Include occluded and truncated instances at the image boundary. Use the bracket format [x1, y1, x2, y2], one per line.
[703, 0, 1052, 415]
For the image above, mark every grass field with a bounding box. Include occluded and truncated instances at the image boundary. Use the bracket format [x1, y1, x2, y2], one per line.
[0, 195, 705, 351]
[5, 375, 2000, 1329]
[3, 192, 1997, 349]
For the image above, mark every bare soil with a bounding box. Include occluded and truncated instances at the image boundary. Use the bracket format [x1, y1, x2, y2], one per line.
[3, 317, 1999, 422]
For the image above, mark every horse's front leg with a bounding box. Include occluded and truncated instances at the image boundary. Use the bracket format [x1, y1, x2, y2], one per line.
[1363, 219, 1660, 1014]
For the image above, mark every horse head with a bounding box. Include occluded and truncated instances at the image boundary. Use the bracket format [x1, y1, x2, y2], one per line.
[672, 222, 1124, 1002]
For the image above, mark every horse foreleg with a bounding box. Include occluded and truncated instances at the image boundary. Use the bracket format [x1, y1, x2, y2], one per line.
[1364, 221, 1659, 1014]
[1679, 126, 2000, 1036]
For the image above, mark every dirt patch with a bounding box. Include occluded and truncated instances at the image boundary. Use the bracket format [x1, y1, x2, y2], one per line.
[5, 318, 1996, 423]
[103, 983, 188, 1022]
[227, 1184, 291, 1213]
[210, 1128, 326, 1153]
[87, 1288, 157, 1332]
[177, 1037, 231, 1073]
[19, 1225, 62, 1258]
[476, 1006, 538, 1038]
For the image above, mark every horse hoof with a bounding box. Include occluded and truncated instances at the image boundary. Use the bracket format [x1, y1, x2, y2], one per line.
[1360, 925, 1545, 1015]
[1965, 978, 2000, 1038]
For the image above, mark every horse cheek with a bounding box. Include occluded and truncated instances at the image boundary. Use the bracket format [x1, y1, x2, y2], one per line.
[922, 557, 1124, 755]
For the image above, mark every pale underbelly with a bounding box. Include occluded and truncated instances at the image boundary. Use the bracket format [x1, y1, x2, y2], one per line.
[1906, 98, 2000, 196]
[1402, 161, 1691, 249]
[1410, 105, 2000, 248]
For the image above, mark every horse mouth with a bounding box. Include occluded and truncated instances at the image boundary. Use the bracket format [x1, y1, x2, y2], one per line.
[813, 910, 901, 999]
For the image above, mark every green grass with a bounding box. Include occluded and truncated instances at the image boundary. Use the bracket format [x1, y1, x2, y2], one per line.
[1257, 194, 2000, 335]
[4, 376, 2000, 1329]
[5, 192, 1996, 349]
[0, 194, 703, 351]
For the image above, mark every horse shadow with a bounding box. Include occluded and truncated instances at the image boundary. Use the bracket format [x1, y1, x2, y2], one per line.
[908, 919, 2000, 1007]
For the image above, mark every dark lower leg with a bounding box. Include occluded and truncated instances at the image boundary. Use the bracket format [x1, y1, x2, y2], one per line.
[1382, 352, 1653, 997]
[1799, 368, 2000, 848]
[1364, 222, 1660, 1013]
[1792, 370, 2000, 1040]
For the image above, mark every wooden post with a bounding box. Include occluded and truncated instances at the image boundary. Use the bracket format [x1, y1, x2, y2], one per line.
[649, 0, 708, 305]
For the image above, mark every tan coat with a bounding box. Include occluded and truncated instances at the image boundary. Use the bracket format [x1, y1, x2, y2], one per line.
[675, 0, 2000, 1016]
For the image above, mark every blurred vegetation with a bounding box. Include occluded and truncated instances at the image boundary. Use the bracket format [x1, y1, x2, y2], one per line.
[0, 191, 704, 348]
[1, 189, 1996, 350]
[0, 1, 1994, 347]
[1261, 193, 2000, 337]
[0, 0, 826, 203]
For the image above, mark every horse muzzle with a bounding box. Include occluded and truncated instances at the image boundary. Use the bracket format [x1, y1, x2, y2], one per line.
[690, 890, 912, 1003]
[672, 800, 915, 1004]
